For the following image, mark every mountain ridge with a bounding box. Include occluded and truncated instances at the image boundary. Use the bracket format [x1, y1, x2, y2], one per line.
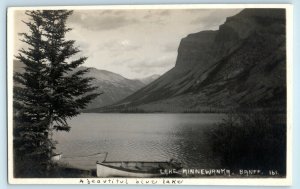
[137, 74, 161, 85]
[13, 60, 147, 109]
[91, 8, 286, 113]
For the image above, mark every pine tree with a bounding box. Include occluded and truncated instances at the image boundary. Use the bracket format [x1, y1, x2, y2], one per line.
[13, 10, 99, 177]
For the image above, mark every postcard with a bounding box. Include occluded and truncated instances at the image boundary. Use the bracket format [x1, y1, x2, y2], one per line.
[7, 4, 293, 185]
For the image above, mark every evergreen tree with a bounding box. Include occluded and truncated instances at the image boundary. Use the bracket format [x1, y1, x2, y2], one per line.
[13, 10, 99, 177]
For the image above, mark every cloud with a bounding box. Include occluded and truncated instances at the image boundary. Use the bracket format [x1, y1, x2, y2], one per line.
[143, 9, 170, 18]
[163, 42, 180, 52]
[69, 10, 140, 31]
[139, 10, 171, 25]
[159, 10, 171, 16]
[98, 10, 122, 15]
[100, 39, 142, 51]
[13, 8, 242, 79]
[190, 9, 242, 29]
[128, 54, 175, 70]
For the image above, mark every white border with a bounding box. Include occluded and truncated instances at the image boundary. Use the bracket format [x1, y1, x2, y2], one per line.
[7, 4, 293, 185]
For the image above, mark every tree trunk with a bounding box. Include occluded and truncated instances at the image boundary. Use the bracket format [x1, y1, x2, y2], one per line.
[45, 114, 53, 176]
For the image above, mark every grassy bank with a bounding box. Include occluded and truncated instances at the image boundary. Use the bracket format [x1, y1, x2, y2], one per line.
[13, 159, 96, 178]
[48, 165, 96, 178]
[207, 111, 286, 176]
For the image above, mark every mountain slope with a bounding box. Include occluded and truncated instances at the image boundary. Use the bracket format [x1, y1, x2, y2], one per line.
[138, 74, 161, 85]
[104, 9, 286, 112]
[79, 67, 145, 109]
[13, 60, 145, 109]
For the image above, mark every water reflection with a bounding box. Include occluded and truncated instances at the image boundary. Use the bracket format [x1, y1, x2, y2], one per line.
[53, 113, 224, 169]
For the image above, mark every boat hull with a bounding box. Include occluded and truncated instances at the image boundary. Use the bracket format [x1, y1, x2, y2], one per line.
[97, 161, 179, 178]
[58, 153, 106, 170]
[51, 154, 62, 162]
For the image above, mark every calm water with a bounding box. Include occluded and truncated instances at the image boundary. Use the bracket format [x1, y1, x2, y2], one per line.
[53, 113, 224, 169]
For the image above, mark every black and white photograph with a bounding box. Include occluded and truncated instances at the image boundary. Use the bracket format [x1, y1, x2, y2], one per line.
[7, 4, 292, 185]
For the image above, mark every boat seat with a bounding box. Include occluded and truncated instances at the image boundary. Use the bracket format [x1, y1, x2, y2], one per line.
[135, 165, 142, 170]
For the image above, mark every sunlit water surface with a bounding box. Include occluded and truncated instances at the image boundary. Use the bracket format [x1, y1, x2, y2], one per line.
[53, 113, 224, 169]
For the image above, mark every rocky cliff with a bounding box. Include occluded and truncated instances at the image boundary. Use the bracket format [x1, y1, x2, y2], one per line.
[81, 9, 288, 113]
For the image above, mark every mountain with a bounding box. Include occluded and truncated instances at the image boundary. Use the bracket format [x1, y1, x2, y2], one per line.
[13, 60, 145, 109]
[77, 67, 145, 109]
[137, 74, 161, 85]
[98, 9, 286, 113]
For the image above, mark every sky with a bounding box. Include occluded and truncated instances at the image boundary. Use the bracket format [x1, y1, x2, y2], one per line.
[13, 8, 241, 79]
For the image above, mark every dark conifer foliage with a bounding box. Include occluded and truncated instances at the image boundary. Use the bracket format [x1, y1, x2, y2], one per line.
[13, 10, 99, 177]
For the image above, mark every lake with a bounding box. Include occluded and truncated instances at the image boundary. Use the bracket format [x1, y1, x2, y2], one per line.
[53, 113, 224, 170]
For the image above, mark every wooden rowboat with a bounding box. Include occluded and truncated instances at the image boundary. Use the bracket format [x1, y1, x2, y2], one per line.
[96, 159, 182, 178]
[57, 153, 107, 170]
[51, 153, 63, 161]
